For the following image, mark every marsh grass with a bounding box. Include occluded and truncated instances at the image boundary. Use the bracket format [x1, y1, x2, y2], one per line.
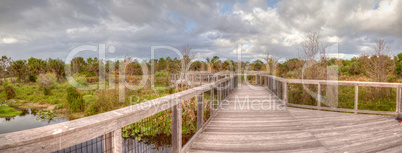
[0, 106, 22, 117]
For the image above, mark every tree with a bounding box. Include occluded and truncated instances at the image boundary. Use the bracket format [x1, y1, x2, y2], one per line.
[86, 57, 99, 76]
[297, 32, 327, 80]
[71, 57, 86, 74]
[396, 53, 402, 76]
[11, 60, 27, 82]
[38, 73, 56, 95]
[366, 39, 395, 82]
[28, 58, 47, 75]
[211, 56, 221, 72]
[0, 56, 12, 81]
[48, 58, 65, 82]
[181, 45, 195, 74]
[253, 60, 264, 71]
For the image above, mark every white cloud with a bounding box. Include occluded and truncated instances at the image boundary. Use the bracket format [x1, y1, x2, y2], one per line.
[2, 38, 17, 44]
[0, 0, 401, 60]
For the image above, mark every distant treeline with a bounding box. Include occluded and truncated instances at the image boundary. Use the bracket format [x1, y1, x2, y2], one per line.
[0, 52, 401, 83]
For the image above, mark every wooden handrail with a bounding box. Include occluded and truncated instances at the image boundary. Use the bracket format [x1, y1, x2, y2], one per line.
[0, 75, 239, 153]
[255, 74, 402, 117]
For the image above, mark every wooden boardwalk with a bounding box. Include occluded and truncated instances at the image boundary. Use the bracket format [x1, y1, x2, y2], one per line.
[188, 84, 402, 153]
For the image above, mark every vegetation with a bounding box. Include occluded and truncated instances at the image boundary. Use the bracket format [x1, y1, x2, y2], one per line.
[35, 109, 55, 121]
[37, 73, 56, 95]
[4, 85, 16, 99]
[66, 87, 85, 112]
[0, 106, 22, 117]
[0, 41, 401, 147]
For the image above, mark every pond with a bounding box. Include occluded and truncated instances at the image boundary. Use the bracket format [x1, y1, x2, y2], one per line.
[0, 108, 69, 134]
[1, 108, 178, 153]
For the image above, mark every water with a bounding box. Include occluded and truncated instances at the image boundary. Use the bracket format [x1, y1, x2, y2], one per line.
[0, 108, 69, 134]
[1, 108, 173, 153]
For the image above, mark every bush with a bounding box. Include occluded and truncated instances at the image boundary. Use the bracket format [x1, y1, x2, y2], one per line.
[85, 90, 118, 116]
[73, 73, 88, 86]
[28, 74, 37, 82]
[2, 81, 10, 88]
[155, 70, 168, 77]
[5, 86, 16, 99]
[38, 73, 56, 95]
[66, 87, 85, 112]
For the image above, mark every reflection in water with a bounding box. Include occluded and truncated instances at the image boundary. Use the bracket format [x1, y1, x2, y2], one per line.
[0, 108, 69, 134]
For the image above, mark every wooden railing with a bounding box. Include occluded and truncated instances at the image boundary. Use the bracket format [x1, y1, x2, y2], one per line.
[255, 74, 402, 118]
[0, 75, 239, 153]
[169, 73, 231, 86]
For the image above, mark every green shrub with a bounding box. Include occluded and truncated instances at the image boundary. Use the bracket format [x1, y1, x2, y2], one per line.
[5, 86, 16, 99]
[28, 74, 37, 82]
[66, 87, 84, 112]
[2, 81, 10, 88]
[85, 90, 118, 116]
[155, 70, 168, 77]
[73, 73, 88, 86]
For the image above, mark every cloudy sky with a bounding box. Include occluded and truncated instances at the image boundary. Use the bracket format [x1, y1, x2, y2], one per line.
[1, 0, 401, 61]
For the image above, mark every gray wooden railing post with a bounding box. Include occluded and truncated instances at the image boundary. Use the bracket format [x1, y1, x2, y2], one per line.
[211, 86, 215, 115]
[223, 82, 226, 99]
[199, 75, 202, 85]
[227, 80, 229, 97]
[354, 85, 358, 114]
[283, 81, 288, 105]
[113, 129, 122, 153]
[277, 80, 280, 97]
[273, 78, 276, 95]
[172, 101, 182, 153]
[104, 132, 112, 153]
[255, 74, 258, 84]
[269, 77, 272, 91]
[268, 77, 271, 90]
[260, 75, 262, 85]
[218, 83, 221, 107]
[105, 129, 122, 153]
[197, 93, 204, 131]
[397, 86, 402, 120]
[223, 81, 227, 99]
[317, 83, 321, 110]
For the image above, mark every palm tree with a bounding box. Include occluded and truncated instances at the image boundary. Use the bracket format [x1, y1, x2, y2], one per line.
[48, 58, 65, 82]
[11, 60, 27, 82]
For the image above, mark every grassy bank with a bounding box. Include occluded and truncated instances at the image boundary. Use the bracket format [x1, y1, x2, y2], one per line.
[0, 106, 22, 117]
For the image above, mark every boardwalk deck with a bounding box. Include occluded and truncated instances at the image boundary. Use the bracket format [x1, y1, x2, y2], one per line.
[188, 84, 402, 153]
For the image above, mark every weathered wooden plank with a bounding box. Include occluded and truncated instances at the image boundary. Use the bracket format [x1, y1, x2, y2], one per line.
[188, 83, 402, 153]
[190, 139, 323, 152]
[172, 103, 182, 153]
